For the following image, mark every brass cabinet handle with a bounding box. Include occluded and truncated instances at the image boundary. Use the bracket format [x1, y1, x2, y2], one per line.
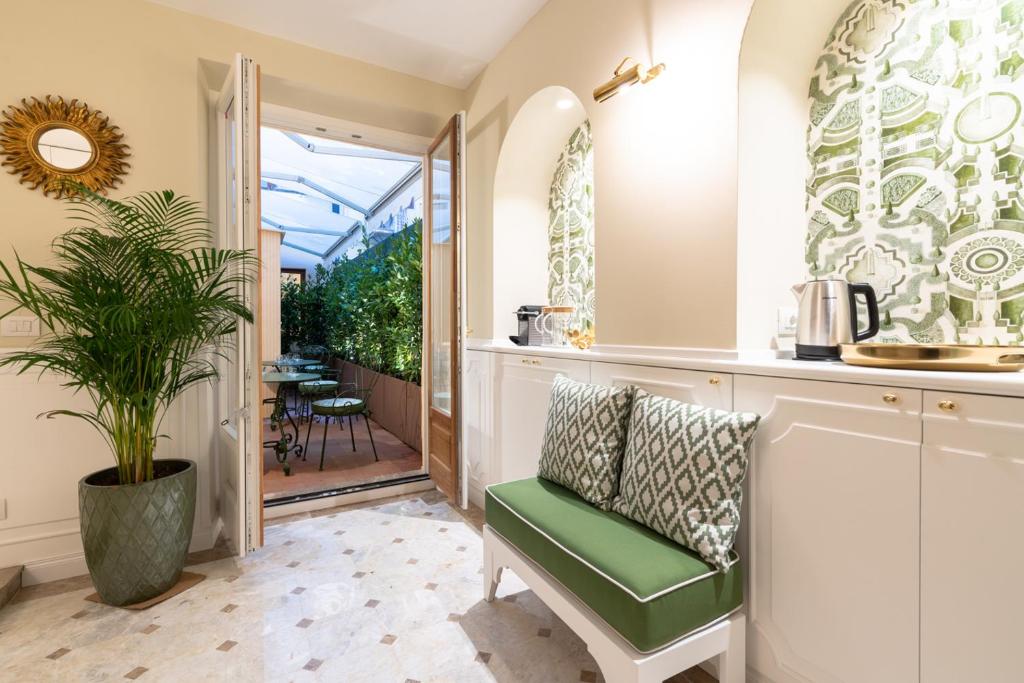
[532, 359, 542, 366]
[709, 376, 721, 386]
[521, 358, 541, 366]
[882, 393, 900, 405]
[938, 400, 958, 413]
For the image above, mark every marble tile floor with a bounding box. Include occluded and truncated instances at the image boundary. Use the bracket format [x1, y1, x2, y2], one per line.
[0, 492, 715, 683]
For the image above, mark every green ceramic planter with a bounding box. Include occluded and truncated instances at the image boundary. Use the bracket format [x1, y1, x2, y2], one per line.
[78, 459, 196, 606]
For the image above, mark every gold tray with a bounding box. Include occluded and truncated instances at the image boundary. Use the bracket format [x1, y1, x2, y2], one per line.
[840, 344, 1024, 372]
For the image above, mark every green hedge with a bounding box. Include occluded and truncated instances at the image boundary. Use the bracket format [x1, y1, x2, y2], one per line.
[281, 220, 422, 383]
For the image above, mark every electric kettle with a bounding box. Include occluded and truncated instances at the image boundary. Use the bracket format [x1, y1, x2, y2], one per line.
[791, 279, 880, 360]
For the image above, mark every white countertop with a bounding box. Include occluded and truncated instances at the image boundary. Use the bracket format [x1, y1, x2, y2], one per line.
[467, 338, 1024, 398]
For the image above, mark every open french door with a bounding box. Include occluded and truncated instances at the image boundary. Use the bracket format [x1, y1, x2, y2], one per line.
[424, 114, 464, 502]
[215, 53, 263, 555]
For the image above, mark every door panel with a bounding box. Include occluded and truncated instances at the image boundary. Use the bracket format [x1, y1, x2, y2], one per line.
[921, 391, 1024, 683]
[735, 376, 921, 683]
[215, 53, 262, 555]
[494, 354, 590, 483]
[425, 115, 461, 500]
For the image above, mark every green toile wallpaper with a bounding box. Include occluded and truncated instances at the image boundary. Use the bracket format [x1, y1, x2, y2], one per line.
[807, 0, 1024, 345]
[548, 121, 595, 331]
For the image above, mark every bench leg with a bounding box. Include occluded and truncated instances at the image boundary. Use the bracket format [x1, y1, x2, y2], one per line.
[483, 531, 503, 602]
[717, 612, 746, 683]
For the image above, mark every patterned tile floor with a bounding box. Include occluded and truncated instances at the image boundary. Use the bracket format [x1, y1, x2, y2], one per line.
[0, 493, 714, 682]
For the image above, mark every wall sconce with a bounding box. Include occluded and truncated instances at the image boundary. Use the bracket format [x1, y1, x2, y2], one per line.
[593, 57, 666, 102]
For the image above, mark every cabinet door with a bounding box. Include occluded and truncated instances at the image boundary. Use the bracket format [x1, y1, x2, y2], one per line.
[589, 363, 732, 410]
[921, 391, 1024, 683]
[462, 350, 493, 508]
[494, 353, 589, 483]
[735, 376, 921, 683]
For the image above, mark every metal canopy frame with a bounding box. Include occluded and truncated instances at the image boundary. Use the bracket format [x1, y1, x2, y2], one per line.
[262, 127, 422, 261]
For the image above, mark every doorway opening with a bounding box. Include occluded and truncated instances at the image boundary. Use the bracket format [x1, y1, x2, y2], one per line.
[258, 121, 427, 504]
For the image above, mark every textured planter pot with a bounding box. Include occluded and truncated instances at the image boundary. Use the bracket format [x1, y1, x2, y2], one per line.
[78, 459, 196, 607]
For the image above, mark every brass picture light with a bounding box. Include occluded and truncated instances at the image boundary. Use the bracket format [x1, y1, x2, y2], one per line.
[593, 57, 666, 102]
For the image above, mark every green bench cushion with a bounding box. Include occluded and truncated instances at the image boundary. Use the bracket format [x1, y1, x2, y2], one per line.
[485, 477, 742, 653]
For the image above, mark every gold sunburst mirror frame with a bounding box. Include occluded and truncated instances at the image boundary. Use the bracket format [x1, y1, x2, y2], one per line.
[0, 96, 130, 199]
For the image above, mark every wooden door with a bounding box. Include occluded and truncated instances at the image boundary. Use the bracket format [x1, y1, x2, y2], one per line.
[735, 376, 921, 683]
[424, 116, 461, 500]
[921, 391, 1024, 683]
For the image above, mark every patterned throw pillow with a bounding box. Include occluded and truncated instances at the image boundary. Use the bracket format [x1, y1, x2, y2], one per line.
[537, 375, 635, 509]
[612, 390, 760, 571]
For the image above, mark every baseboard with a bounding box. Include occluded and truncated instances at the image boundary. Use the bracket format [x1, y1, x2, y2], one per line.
[22, 551, 88, 586]
[20, 521, 220, 587]
[468, 480, 486, 509]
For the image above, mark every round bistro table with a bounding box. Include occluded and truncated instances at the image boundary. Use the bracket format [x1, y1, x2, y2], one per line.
[262, 371, 320, 474]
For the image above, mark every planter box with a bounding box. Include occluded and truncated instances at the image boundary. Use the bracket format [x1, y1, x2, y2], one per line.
[335, 361, 422, 453]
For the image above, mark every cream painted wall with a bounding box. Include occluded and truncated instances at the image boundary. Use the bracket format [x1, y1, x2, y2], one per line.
[0, 0, 461, 581]
[465, 0, 755, 348]
[736, 0, 853, 349]
[492, 86, 586, 339]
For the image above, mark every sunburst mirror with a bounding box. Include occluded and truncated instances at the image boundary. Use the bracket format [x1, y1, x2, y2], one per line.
[0, 96, 130, 199]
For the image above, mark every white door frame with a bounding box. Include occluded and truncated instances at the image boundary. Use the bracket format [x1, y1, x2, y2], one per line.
[215, 53, 263, 555]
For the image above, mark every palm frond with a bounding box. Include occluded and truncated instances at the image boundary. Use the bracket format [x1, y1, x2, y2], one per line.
[0, 186, 255, 484]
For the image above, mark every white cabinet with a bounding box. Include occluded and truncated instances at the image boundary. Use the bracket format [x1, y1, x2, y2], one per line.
[462, 350, 493, 508]
[493, 353, 589, 483]
[589, 362, 732, 410]
[921, 391, 1024, 683]
[735, 376, 921, 683]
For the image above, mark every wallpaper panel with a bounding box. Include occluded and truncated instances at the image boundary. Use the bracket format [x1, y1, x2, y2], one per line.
[548, 121, 595, 331]
[807, 0, 1024, 344]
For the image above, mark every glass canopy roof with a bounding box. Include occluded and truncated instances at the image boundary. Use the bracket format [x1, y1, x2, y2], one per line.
[261, 127, 420, 260]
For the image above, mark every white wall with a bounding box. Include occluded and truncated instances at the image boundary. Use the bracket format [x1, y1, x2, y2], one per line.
[736, 0, 852, 349]
[0, 0, 462, 583]
[466, 0, 756, 348]
[492, 86, 587, 339]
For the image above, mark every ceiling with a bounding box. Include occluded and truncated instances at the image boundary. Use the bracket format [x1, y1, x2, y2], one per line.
[150, 0, 548, 88]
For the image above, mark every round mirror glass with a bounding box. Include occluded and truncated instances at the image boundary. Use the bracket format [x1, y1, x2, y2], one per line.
[35, 127, 93, 170]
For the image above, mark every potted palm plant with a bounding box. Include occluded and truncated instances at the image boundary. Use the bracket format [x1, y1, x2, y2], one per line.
[0, 188, 253, 606]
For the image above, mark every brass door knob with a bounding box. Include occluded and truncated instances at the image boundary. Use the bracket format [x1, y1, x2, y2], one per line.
[709, 376, 721, 386]
[882, 393, 899, 405]
[938, 400, 958, 413]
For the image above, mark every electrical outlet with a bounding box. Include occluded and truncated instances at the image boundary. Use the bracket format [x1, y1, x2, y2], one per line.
[1, 316, 39, 337]
[777, 307, 798, 338]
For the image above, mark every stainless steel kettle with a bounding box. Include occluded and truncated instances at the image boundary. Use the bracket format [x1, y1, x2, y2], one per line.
[791, 279, 880, 360]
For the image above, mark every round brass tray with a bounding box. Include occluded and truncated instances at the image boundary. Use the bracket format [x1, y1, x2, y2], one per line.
[840, 343, 1024, 372]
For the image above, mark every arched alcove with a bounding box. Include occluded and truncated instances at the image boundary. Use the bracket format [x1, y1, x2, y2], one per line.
[492, 86, 593, 339]
[740, 0, 1024, 349]
[736, 0, 857, 349]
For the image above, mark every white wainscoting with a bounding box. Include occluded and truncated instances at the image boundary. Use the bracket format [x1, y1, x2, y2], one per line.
[0, 361, 222, 585]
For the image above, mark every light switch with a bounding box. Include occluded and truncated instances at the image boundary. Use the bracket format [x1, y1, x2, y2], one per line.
[777, 307, 798, 338]
[1, 316, 39, 337]
[0, 498, 6, 522]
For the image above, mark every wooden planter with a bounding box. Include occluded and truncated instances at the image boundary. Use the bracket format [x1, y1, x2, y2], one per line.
[335, 361, 422, 453]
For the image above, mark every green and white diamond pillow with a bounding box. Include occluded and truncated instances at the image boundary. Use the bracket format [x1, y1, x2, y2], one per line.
[612, 390, 760, 571]
[537, 375, 635, 509]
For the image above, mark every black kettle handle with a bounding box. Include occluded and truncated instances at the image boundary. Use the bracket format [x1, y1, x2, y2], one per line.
[849, 283, 880, 342]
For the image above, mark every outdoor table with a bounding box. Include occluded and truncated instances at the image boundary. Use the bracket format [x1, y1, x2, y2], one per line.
[262, 371, 319, 474]
[262, 358, 318, 371]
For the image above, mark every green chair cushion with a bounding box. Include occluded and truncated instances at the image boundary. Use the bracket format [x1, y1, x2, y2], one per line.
[298, 380, 338, 395]
[485, 477, 742, 653]
[311, 397, 365, 416]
